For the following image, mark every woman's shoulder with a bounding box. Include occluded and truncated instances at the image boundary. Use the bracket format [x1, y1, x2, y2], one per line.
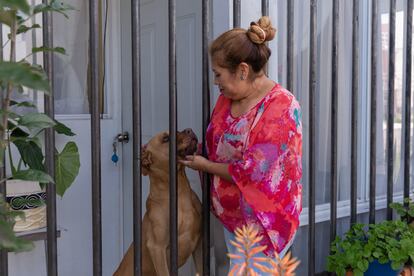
[267, 83, 300, 111]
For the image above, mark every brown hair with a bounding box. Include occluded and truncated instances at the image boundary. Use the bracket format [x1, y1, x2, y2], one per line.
[210, 16, 276, 74]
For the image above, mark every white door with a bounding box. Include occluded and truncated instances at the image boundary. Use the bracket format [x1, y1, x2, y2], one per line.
[7, 1, 124, 275]
[52, 1, 126, 275]
[119, 0, 203, 275]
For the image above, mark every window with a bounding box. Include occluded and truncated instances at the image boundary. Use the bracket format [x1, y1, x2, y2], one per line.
[3, 0, 110, 115]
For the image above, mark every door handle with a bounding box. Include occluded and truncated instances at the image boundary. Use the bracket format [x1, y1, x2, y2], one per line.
[116, 132, 129, 143]
[111, 132, 129, 165]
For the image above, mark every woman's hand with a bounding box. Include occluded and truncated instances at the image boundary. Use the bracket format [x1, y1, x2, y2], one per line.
[180, 155, 234, 183]
[179, 155, 210, 171]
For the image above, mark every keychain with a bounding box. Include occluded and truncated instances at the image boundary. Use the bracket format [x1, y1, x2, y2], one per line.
[111, 132, 129, 165]
[111, 141, 119, 165]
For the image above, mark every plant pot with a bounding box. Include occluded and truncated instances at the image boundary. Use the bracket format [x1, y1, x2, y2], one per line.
[6, 180, 46, 232]
[364, 260, 400, 276]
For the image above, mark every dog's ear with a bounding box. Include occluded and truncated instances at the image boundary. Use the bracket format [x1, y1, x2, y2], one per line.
[141, 146, 152, 176]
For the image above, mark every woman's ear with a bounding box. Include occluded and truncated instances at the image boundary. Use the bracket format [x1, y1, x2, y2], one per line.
[238, 62, 250, 80]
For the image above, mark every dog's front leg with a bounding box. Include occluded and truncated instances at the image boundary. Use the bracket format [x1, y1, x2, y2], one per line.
[146, 235, 170, 276]
[192, 237, 203, 275]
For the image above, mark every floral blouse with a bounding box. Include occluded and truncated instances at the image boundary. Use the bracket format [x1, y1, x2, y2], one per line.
[206, 83, 302, 257]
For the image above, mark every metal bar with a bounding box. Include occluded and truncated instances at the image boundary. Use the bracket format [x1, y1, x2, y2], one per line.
[350, 0, 359, 225]
[262, 0, 269, 75]
[287, 0, 294, 92]
[42, 1, 57, 275]
[387, 0, 396, 220]
[202, 0, 211, 274]
[98, 0, 104, 114]
[89, 0, 102, 274]
[308, 0, 317, 275]
[330, 0, 339, 245]
[0, 21, 8, 276]
[168, 0, 178, 274]
[369, 0, 378, 224]
[404, 0, 413, 201]
[262, 0, 269, 16]
[131, 0, 142, 275]
[233, 0, 241, 28]
[31, 0, 38, 104]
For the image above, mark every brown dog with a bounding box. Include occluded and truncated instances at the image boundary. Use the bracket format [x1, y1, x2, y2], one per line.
[114, 129, 202, 276]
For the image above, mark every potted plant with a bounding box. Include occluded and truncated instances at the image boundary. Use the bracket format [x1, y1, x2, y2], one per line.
[0, 0, 78, 249]
[327, 220, 414, 276]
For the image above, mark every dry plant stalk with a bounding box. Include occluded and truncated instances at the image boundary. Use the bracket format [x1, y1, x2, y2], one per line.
[227, 224, 300, 276]
[400, 266, 414, 276]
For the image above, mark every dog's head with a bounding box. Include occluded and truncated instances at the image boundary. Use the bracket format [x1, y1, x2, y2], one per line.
[141, 128, 198, 176]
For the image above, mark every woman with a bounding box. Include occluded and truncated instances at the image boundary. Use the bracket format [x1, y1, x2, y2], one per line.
[180, 16, 302, 272]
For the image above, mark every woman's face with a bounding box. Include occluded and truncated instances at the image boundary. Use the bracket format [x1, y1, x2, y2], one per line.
[212, 59, 247, 100]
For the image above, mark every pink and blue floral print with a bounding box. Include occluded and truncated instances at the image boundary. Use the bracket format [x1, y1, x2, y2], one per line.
[206, 83, 302, 257]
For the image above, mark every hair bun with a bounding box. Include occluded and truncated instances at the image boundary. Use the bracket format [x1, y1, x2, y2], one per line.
[247, 16, 276, 44]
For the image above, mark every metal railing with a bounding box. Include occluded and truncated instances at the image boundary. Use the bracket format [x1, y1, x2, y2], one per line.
[308, 2, 317, 274]
[0, 20, 7, 276]
[42, 0, 58, 274]
[1, 0, 413, 275]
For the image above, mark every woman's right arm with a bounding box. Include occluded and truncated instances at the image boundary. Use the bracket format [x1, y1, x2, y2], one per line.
[179, 155, 234, 183]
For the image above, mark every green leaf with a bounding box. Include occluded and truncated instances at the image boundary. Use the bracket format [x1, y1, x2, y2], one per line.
[0, 62, 50, 92]
[0, 0, 30, 14]
[18, 113, 56, 133]
[0, 195, 34, 252]
[16, 24, 40, 35]
[354, 270, 363, 276]
[362, 259, 369, 271]
[0, 8, 16, 26]
[0, 220, 34, 252]
[54, 120, 75, 136]
[55, 142, 80, 196]
[0, 149, 4, 167]
[13, 169, 54, 183]
[357, 261, 365, 271]
[32, 46, 66, 55]
[12, 140, 44, 170]
[10, 100, 37, 108]
[391, 261, 401, 270]
[10, 125, 29, 139]
[33, 1, 75, 18]
[379, 257, 388, 264]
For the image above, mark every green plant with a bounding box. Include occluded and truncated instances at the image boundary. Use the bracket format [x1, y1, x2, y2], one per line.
[0, 0, 78, 251]
[327, 220, 414, 276]
[327, 224, 368, 276]
[0, 195, 32, 251]
[390, 197, 414, 227]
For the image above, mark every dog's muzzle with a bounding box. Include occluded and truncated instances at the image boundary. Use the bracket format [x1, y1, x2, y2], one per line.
[181, 128, 198, 156]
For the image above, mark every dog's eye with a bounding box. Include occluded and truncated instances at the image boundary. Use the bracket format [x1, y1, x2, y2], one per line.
[162, 134, 169, 143]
